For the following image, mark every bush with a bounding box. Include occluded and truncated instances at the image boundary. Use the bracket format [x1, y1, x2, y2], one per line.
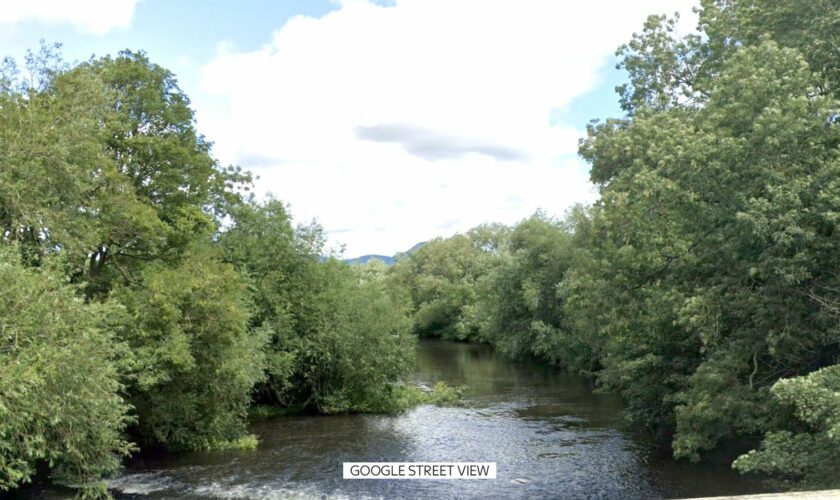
[0, 250, 134, 495]
[733, 364, 840, 488]
[114, 245, 267, 451]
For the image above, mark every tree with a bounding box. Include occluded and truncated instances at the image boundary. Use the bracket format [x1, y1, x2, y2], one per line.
[478, 213, 583, 367]
[220, 197, 323, 404]
[0, 41, 420, 497]
[0, 47, 115, 269]
[699, 0, 840, 100]
[63, 51, 250, 297]
[1, 45, 267, 460]
[114, 243, 266, 451]
[391, 225, 507, 341]
[221, 198, 416, 412]
[574, 2, 840, 480]
[293, 259, 416, 413]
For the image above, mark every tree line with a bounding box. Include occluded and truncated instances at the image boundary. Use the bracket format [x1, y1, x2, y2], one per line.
[385, 0, 840, 490]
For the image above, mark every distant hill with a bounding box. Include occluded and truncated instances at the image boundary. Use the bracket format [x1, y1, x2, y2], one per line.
[344, 241, 427, 266]
[344, 254, 395, 265]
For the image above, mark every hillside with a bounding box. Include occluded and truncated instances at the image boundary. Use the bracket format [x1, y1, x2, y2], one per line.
[345, 241, 427, 266]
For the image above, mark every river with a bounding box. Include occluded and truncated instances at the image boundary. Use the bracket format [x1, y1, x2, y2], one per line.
[83, 339, 770, 499]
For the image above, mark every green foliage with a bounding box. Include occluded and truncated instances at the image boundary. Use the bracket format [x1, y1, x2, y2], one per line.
[0, 41, 425, 497]
[85, 50, 250, 221]
[0, 51, 115, 268]
[699, 0, 840, 100]
[614, 13, 707, 115]
[424, 381, 463, 406]
[5, 0, 840, 492]
[569, 0, 840, 487]
[222, 199, 417, 414]
[221, 197, 320, 343]
[382, 382, 463, 410]
[575, 35, 840, 458]
[293, 259, 417, 413]
[733, 365, 840, 488]
[0, 249, 133, 494]
[0, 42, 262, 495]
[69, 51, 250, 298]
[391, 224, 508, 341]
[114, 244, 267, 451]
[211, 434, 260, 451]
[391, 213, 592, 371]
[478, 213, 585, 367]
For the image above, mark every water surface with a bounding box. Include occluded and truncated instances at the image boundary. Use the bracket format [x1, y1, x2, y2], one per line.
[107, 339, 767, 499]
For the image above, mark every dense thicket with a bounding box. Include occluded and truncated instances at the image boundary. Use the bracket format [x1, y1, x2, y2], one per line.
[0, 249, 133, 496]
[221, 198, 416, 413]
[392, 0, 840, 488]
[0, 46, 415, 496]
[389, 224, 507, 341]
[477, 213, 584, 367]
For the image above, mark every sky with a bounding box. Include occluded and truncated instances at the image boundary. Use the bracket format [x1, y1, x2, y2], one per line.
[1, 0, 698, 257]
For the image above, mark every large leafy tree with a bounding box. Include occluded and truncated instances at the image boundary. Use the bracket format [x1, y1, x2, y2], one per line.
[573, 0, 840, 480]
[65, 51, 250, 297]
[1, 45, 265, 462]
[0, 41, 420, 497]
[0, 46, 116, 268]
[220, 197, 324, 404]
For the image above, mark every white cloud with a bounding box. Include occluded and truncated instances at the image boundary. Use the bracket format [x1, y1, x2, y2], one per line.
[197, 0, 697, 256]
[0, 0, 139, 35]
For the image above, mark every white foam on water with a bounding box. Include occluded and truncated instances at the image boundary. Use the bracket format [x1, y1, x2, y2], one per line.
[107, 471, 176, 495]
[109, 470, 366, 500]
[192, 481, 356, 500]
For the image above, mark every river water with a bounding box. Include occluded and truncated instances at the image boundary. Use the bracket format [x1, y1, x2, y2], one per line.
[100, 339, 767, 499]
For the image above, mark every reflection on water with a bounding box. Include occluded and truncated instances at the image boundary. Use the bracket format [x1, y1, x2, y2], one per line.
[99, 340, 769, 499]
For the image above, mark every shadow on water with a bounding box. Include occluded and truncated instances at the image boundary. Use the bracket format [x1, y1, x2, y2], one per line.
[33, 339, 771, 499]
